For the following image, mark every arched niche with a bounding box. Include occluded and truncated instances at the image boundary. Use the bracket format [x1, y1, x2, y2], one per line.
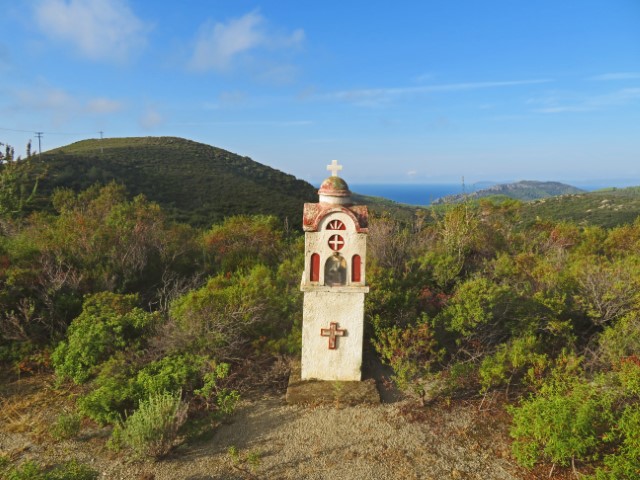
[310, 253, 320, 282]
[352, 254, 361, 282]
[324, 253, 347, 286]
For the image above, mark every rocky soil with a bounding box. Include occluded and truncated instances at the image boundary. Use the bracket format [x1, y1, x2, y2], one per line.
[0, 372, 531, 480]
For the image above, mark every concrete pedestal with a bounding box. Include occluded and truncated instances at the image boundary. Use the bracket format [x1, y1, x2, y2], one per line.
[300, 286, 368, 381]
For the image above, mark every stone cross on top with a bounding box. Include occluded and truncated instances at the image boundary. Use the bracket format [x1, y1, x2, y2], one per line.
[327, 159, 343, 177]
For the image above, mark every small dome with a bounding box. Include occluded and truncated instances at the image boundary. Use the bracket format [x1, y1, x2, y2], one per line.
[318, 176, 350, 196]
[318, 175, 352, 205]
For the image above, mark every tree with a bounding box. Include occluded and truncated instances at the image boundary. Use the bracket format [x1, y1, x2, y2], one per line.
[0, 141, 40, 219]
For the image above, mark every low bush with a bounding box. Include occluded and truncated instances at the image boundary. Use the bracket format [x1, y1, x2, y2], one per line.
[1, 459, 98, 480]
[596, 313, 640, 366]
[194, 362, 240, 414]
[372, 314, 441, 405]
[50, 412, 82, 440]
[78, 351, 238, 428]
[116, 390, 188, 458]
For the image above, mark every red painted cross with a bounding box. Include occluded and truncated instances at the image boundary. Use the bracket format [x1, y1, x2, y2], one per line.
[320, 322, 346, 350]
[328, 234, 345, 251]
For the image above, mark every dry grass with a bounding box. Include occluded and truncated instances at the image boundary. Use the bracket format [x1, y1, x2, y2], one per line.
[0, 373, 80, 442]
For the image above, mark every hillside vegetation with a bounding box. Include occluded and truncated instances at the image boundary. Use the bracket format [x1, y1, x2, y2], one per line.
[431, 186, 640, 229]
[2, 139, 640, 478]
[521, 186, 640, 228]
[31, 136, 417, 227]
[35, 136, 317, 226]
[433, 180, 584, 204]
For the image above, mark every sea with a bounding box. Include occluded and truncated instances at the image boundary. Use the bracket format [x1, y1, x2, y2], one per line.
[350, 184, 470, 206]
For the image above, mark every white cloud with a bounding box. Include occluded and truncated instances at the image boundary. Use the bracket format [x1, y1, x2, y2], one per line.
[34, 0, 150, 62]
[323, 79, 553, 107]
[589, 72, 640, 81]
[13, 84, 124, 117]
[15, 86, 77, 111]
[189, 10, 304, 72]
[532, 88, 640, 114]
[139, 107, 164, 129]
[218, 90, 248, 107]
[257, 64, 299, 85]
[86, 97, 124, 113]
[413, 73, 435, 83]
[533, 106, 590, 114]
[172, 120, 312, 127]
[0, 43, 11, 72]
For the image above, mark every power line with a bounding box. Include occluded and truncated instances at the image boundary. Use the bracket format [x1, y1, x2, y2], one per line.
[0, 126, 101, 136]
[1, 127, 106, 157]
[0, 127, 36, 134]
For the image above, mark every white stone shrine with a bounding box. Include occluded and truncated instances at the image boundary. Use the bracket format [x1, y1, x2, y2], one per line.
[300, 161, 369, 381]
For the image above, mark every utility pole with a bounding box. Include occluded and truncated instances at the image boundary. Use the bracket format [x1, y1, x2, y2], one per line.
[99, 131, 104, 154]
[35, 132, 43, 158]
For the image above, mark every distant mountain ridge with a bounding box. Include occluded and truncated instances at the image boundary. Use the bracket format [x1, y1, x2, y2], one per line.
[432, 180, 584, 204]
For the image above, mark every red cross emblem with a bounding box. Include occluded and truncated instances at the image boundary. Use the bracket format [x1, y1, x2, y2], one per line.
[328, 234, 345, 251]
[320, 322, 346, 349]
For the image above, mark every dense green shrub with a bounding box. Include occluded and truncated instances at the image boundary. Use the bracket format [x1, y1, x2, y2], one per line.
[133, 354, 207, 400]
[77, 354, 136, 425]
[52, 292, 157, 383]
[169, 265, 289, 355]
[479, 335, 548, 393]
[78, 352, 237, 426]
[372, 314, 441, 404]
[589, 359, 640, 479]
[593, 404, 640, 479]
[510, 357, 640, 472]
[204, 215, 284, 272]
[509, 376, 607, 467]
[596, 313, 640, 366]
[438, 276, 514, 346]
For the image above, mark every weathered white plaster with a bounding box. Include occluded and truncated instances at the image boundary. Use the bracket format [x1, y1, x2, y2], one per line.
[301, 211, 367, 288]
[300, 203, 368, 381]
[301, 289, 367, 381]
[318, 193, 352, 205]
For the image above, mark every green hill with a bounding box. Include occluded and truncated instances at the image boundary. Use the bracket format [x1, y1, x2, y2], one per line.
[520, 186, 640, 228]
[31, 136, 419, 227]
[35, 136, 317, 226]
[432, 180, 584, 204]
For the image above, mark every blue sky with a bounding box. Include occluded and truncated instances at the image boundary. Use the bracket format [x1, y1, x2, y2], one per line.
[1, 0, 639, 185]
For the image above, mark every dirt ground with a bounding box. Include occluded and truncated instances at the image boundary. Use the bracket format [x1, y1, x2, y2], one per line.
[0, 369, 544, 480]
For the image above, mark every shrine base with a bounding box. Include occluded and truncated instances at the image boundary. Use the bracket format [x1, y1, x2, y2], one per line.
[286, 363, 380, 406]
